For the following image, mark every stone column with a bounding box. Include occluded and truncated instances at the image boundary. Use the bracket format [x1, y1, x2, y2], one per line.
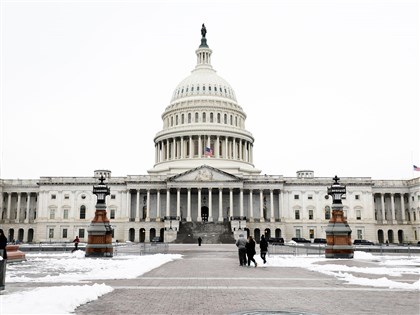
[198, 136, 202, 158]
[166, 189, 170, 217]
[156, 190, 161, 221]
[197, 188, 202, 221]
[249, 190, 254, 222]
[233, 138, 236, 160]
[172, 137, 176, 160]
[259, 190, 264, 222]
[126, 191, 131, 219]
[25, 193, 31, 223]
[218, 188, 223, 222]
[187, 188, 192, 222]
[208, 188, 213, 221]
[270, 189, 275, 222]
[380, 193, 385, 221]
[146, 190, 151, 222]
[216, 136, 220, 158]
[16, 192, 21, 222]
[391, 193, 396, 222]
[166, 139, 169, 160]
[239, 189, 244, 217]
[136, 190, 140, 221]
[229, 189, 233, 218]
[279, 190, 283, 221]
[400, 194, 406, 221]
[189, 136, 193, 158]
[225, 137, 228, 159]
[180, 137, 184, 159]
[176, 188, 181, 219]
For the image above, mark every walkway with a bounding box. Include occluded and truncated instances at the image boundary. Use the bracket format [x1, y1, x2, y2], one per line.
[75, 244, 419, 315]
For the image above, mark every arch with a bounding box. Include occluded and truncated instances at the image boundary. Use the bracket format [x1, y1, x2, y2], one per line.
[140, 228, 146, 243]
[244, 228, 250, 238]
[28, 228, 34, 243]
[387, 229, 394, 243]
[18, 228, 24, 242]
[160, 228, 165, 242]
[8, 228, 14, 242]
[275, 228, 282, 238]
[254, 228, 260, 242]
[201, 206, 209, 222]
[377, 229, 384, 243]
[80, 205, 86, 219]
[149, 228, 156, 241]
[264, 228, 271, 239]
[128, 228, 135, 242]
[398, 230, 404, 244]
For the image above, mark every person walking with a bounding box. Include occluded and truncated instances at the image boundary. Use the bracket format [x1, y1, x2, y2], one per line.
[246, 235, 257, 267]
[260, 235, 268, 264]
[235, 234, 247, 266]
[198, 237, 202, 246]
[72, 236, 80, 253]
[0, 229, 8, 260]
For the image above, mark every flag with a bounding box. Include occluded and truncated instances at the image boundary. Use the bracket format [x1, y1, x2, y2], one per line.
[414, 165, 420, 171]
[204, 146, 213, 157]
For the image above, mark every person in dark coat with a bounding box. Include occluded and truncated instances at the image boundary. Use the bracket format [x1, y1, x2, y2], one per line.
[72, 236, 80, 253]
[0, 229, 8, 260]
[198, 237, 202, 246]
[260, 235, 268, 264]
[246, 235, 257, 267]
[235, 234, 247, 266]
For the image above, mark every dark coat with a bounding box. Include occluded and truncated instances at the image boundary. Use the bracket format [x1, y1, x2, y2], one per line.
[260, 237, 268, 252]
[0, 234, 7, 260]
[246, 239, 256, 256]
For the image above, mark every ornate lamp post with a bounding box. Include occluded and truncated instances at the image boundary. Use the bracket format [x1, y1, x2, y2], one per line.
[325, 175, 354, 258]
[85, 175, 113, 257]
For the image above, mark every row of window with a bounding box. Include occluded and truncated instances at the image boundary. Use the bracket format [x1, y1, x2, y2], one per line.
[293, 208, 362, 220]
[50, 194, 116, 200]
[165, 111, 244, 128]
[49, 206, 116, 220]
[294, 194, 361, 200]
[173, 84, 235, 100]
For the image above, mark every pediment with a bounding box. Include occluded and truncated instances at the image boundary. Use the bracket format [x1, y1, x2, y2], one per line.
[168, 165, 241, 182]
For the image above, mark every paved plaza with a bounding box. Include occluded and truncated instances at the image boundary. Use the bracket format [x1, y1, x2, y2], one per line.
[73, 245, 419, 315]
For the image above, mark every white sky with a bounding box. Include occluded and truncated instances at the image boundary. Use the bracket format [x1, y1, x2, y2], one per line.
[2, 249, 419, 314]
[1, 0, 419, 180]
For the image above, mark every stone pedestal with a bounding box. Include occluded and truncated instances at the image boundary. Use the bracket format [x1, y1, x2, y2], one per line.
[85, 205, 113, 257]
[325, 207, 354, 258]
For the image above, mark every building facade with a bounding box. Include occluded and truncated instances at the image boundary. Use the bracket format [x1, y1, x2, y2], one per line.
[1, 28, 419, 244]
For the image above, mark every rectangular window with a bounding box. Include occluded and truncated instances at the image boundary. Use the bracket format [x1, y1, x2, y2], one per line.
[51, 194, 56, 200]
[355, 195, 360, 200]
[79, 229, 85, 238]
[308, 210, 313, 220]
[62, 228, 68, 238]
[110, 209, 115, 219]
[325, 207, 331, 220]
[357, 229, 363, 240]
[295, 229, 301, 238]
[308, 195, 313, 200]
[49, 209, 55, 219]
[295, 210, 300, 220]
[111, 194, 116, 199]
[64, 194, 69, 199]
[294, 195, 299, 200]
[356, 210, 361, 220]
[63, 209, 69, 219]
[309, 229, 314, 239]
[49, 228, 54, 239]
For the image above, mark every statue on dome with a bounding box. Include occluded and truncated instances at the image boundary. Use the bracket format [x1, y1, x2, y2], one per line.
[201, 24, 207, 38]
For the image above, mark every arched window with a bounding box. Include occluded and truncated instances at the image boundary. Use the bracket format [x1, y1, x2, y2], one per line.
[195, 112, 199, 123]
[175, 115, 178, 125]
[235, 116, 238, 126]
[202, 112, 206, 122]
[188, 113, 191, 123]
[181, 114, 184, 124]
[80, 205, 86, 219]
[217, 113, 221, 123]
[224, 114, 227, 124]
[171, 116, 174, 126]
[230, 115, 233, 125]
[210, 113, 214, 123]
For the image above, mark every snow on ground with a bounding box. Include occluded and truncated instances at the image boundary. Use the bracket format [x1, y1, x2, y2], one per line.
[0, 249, 419, 314]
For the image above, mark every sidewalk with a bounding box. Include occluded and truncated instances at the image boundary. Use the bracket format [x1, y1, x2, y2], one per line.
[75, 245, 419, 315]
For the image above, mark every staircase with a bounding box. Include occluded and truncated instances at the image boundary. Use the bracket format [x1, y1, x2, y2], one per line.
[174, 221, 236, 244]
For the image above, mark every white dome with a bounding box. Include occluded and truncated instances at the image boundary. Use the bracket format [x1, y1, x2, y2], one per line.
[171, 68, 237, 102]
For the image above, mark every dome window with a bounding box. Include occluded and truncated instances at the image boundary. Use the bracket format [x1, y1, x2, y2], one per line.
[203, 86, 206, 91]
[209, 86, 212, 91]
[203, 112, 206, 122]
[210, 113, 214, 123]
[219, 87, 222, 92]
[186, 88, 188, 92]
[224, 114, 227, 124]
[181, 89, 184, 93]
[188, 113, 191, 123]
[191, 86, 194, 91]
[181, 114, 185, 124]
[197, 86, 200, 91]
[217, 113, 221, 123]
[195, 112, 199, 123]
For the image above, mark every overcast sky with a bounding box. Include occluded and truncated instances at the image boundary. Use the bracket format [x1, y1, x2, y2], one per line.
[1, 0, 418, 180]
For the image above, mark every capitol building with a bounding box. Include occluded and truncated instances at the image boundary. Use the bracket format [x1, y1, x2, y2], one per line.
[1, 27, 419, 245]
